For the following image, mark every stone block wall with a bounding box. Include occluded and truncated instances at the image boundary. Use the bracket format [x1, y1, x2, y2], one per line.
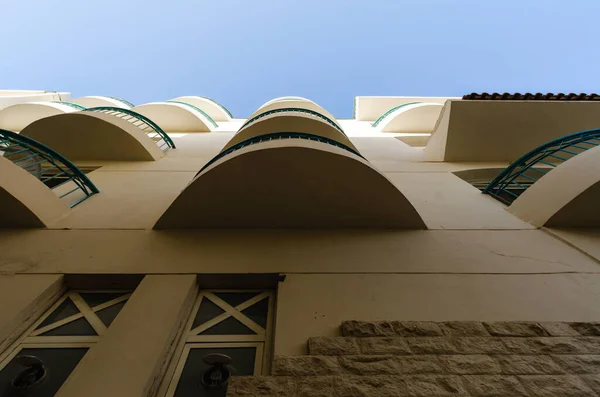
[228, 321, 600, 397]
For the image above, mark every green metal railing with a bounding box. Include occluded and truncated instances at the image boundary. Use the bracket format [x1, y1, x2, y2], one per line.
[239, 108, 346, 136]
[197, 132, 363, 175]
[483, 128, 600, 205]
[105, 96, 135, 108]
[0, 129, 99, 207]
[52, 101, 87, 111]
[196, 96, 233, 118]
[86, 107, 175, 152]
[165, 101, 218, 128]
[372, 102, 422, 127]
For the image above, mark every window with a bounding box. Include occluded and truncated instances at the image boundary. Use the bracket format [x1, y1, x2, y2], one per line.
[165, 290, 275, 397]
[0, 290, 131, 396]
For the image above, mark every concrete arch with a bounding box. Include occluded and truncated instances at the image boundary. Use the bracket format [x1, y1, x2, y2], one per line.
[509, 145, 600, 227]
[373, 103, 444, 133]
[226, 111, 357, 152]
[154, 138, 426, 229]
[0, 156, 69, 228]
[0, 102, 77, 131]
[251, 98, 339, 127]
[132, 102, 216, 132]
[20, 112, 164, 161]
[71, 96, 132, 109]
[168, 96, 232, 121]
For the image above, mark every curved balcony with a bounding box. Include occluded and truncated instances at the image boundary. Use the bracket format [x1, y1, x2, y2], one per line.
[132, 102, 217, 132]
[250, 97, 340, 129]
[71, 96, 133, 109]
[372, 102, 443, 133]
[226, 108, 355, 152]
[20, 112, 166, 161]
[198, 132, 362, 174]
[483, 128, 600, 205]
[154, 132, 425, 229]
[0, 128, 98, 210]
[168, 96, 232, 121]
[0, 102, 79, 131]
[86, 107, 175, 152]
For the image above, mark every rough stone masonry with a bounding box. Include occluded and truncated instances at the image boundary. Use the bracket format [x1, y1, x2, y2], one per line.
[228, 321, 600, 397]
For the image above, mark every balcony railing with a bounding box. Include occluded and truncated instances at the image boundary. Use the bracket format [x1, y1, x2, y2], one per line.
[239, 108, 345, 135]
[105, 96, 135, 107]
[87, 107, 175, 151]
[197, 131, 363, 175]
[0, 129, 99, 207]
[483, 128, 600, 205]
[52, 101, 87, 111]
[371, 102, 422, 127]
[165, 100, 218, 128]
[196, 96, 233, 118]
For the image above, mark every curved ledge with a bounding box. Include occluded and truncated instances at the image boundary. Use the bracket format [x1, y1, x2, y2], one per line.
[0, 102, 78, 131]
[0, 157, 69, 228]
[132, 102, 216, 132]
[168, 96, 232, 121]
[227, 110, 356, 152]
[508, 145, 600, 227]
[373, 103, 443, 133]
[20, 112, 165, 161]
[154, 138, 426, 229]
[250, 98, 339, 128]
[86, 107, 175, 152]
[71, 96, 133, 109]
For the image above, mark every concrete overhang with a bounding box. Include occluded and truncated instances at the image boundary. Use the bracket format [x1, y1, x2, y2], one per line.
[227, 110, 356, 152]
[355, 96, 457, 121]
[168, 96, 232, 121]
[71, 96, 132, 109]
[250, 97, 339, 128]
[154, 139, 426, 229]
[509, 145, 600, 228]
[425, 100, 600, 162]
[132, 102, 217, 132]
[20, 112, 164, 161]
[0, 102, 78, 131]
[0, 156, 69, 228]
[373, 103, 444, 133]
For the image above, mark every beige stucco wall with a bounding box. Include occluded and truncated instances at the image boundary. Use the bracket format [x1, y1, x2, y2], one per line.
[275, 273, 600, 355]
[1, 98, 600, 387]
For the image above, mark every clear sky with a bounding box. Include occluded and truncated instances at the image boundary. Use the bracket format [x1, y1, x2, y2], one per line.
[1, 0, 598, 118]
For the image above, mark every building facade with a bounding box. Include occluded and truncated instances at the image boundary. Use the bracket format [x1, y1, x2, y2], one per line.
[0, 90, 599, 396]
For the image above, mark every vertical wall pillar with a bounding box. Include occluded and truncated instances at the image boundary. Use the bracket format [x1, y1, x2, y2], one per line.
[56, 275, 197, 397]
[0, 274, 64, 354]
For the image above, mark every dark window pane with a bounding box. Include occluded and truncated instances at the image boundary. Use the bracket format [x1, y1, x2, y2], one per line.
[240, 298, 269, 329]
[95, 301, 126, 327]
[213, 292, 260, 308]
[0, 347, 88, 397]
[192, 298, 225, 329]
[173, 346, 257, 397]
[40, 318, 96, 336]
[79, 293, 126, 309]
[199, 316, 255, 335]
[35, 299, 79, 330]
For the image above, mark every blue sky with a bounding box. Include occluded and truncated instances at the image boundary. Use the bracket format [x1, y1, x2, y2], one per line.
[1, 0, 598, 118]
